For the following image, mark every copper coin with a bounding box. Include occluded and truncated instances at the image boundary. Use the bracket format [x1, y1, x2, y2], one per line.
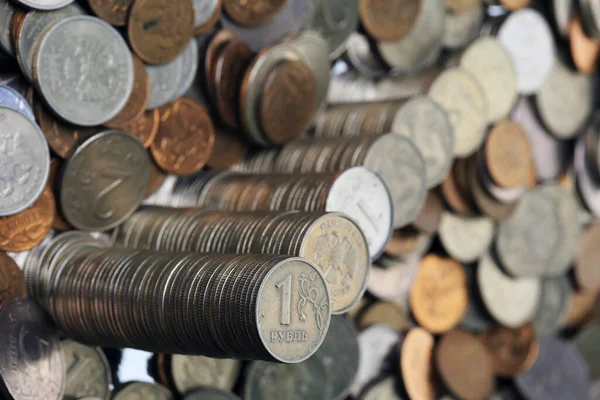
[480, 324, 538, 377]
[34, 101, 100, 159]
[259, 60, 317, 145]
[0, 252, 27, 308]
[151, 97, 215, 175]
[562, 289, 598, 328]
[105, 55, 150, 128]
[445, 0, 480, 13]
[401, 328, 439, 400]
[47, 159, 71, 232]
[215, 39, 253, 129]
[409, 255, 468, 334]
[499, 0, 531, 11]
[194, 0, 223, 35]
[576, 224, 600, 292]
[204, 29, 237, 99]
[128, 0, 194, 65]
[413, 190, 443, 234]
[146, 157, 167, 197]
[121, 109, 160, 148]
[359, 0, 421, 42]
[436, 329, 495, 400]
[223, 0, 287, 27]
[440, 161, 476, 217]
[485, 120, 531, 189]
[0, 186, 55, 252]
[207, 128, 248, 170]
[569, 16, 600, 74]
[89, 0, 135, 26]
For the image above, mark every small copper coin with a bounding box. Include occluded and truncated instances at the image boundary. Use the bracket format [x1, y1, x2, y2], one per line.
[89, 0, 135, 26]
[47, 159, 71, 232]
[436, 329, 495, 400]
[499, 0, 531, 11]
[105, 55, 150, 128]
[413, 190, 443, 234]
[128, 0, 194, 65]
[569, 16, 600, 74]
[204, 29, 237, 99]
[401, 328, 439, 400]
[0, 252, 27, 308]
[409, 255, 468, 333]
[485, 120, 531, 188]
[480, 324, 538, 377]
[121, 109, 160, 148]
[440, 161, 476, 217]
[207, 128, 248, 170]
[151, 97, 215, 175]
[0, 186, 55, 252]
[259, 60, 317, 145]
[215, 39, 253, 129]
[223, 0, 287, 26]
[576, 224, 600, 292]
[445, 0, 480, 13]
[146, 157, 167, 197]
[359, 0, 421, 42]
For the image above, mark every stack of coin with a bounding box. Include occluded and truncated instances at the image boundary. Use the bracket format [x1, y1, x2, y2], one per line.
[115, 208, 370, 314]
[169, 167, 393, 259]
[28, 232, 331, 362]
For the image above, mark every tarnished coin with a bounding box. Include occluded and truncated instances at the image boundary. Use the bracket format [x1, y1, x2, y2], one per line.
[368, 257, 419, 304]
[569, 16, 600, 73]
[460, 38, 518, 123]
[60, 131, 150, 231]
[223, 0, 286, 26]
[485, 121, 531, 189]
[0, 107, 50, 217]
[171, 355, 240, 393]
[0, 0, 15, 56]
[305, 0, 359, 59]
[0, 252, 26, 308]
[62, 340, 111, 400]
[409, 255, 468, 333]
[477, 252, 541, 328]
[497, 9, 556, 95]
[358, 0, 420, 42]
[429, 68, 488, 157]
[12, 0, 73, 10]
[401, 328, 439, 400]
[35, 16, 134, 126]
[244, 358, 329, 400]
[438, 212, 495, 263]
[532, 277, 571, 337]
[184, 388, 240, 400]
[113, 382, 173, 400]
[121, 109, 160, 148]
[480, 324, 538, 377]
[88, 0, 135, 26]
[391, 96, 454, 188]
[0, 299, 64, 400]
[436, 329, 495, 400]
[516, 338, 590, 400]
[576, 224, 600, 292]
[128, 0, 194, 65]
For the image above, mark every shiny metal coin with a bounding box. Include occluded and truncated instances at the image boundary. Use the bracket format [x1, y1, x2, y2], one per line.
[62, 340, 111, 400]
[439, 212, 494, 263]
[305, 0, 359, 59]
[13, 0, 74, 10]
[532, 277, 571, 337]
[171, 355, 240, 393]
[113, 382, 173, 400]
[146, 55, 184, 110]
[0, 0, 15, 56]
[0, 85, 34, 121]
[443, 4, 484, 49]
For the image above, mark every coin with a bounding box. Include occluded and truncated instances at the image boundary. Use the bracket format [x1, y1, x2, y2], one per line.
[62, 340, 111, 400]
[358, 0, 420, 42]
[446, 0, 480, 12]
[0, 1, 15, 56]
[0, 85, 34, 121]
[358, 301, 412, 332]
[88, 0, 135, 26]
[569, 16, 600, 73]
[223, 0, 287, 26]
[485, 121, 531, 188]
[305, 0, 359, 59]
[193, 0, 222, 34]
[60, 131, 150, 231]
[409, 255, 468, 333]
[120, 109, 160, 148]
[128, 0, 194, 65]
[443, 4, 483, 49]
[361, 377, 404, 400]
[183, 388, 240, 400]
[575, 224, 600, 292]
[436, 329, 495, 400]
[113, 382, 173, 400]
[146, 53, 184, 110]
[563, 288, 597, 328]
[477, 252, 541, 328]
[531, 277, 571, 337]
[480, 324, 538, 377]
[438, 212, 495, 263]
[0, 251, 26, 307]
[413, 190, 443, 234]
[400, 327, 438, 400]
[0, 299, 64, 400]
[35, 15, 134, 126]
[171, 355, 240, 394]
[368, 257, 419, 304]
[574, 322, 600, 379]
[12, 0, 73, 10]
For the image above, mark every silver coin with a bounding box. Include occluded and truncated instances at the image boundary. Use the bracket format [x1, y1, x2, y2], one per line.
[171, 355, 240, 394]
[35, 16, 134, 126]
[60, 130, 150, 231]
[368, 257, 419, 304]
[146, 52, 184, 110]
[376, 0, 444, 74]
[344, 33, 388, 79]
[62, 340, 111, 400]
[0, 85, 35, 121]
[497, 9, 556, 95]
[532, 277, 571, 337]
[477, 252, 541, 328]
[391, 96, 454, 188]
[575, 136, 600, 217]
[305, 0, 359, 59]
[443, 4, 484, 50]
[13, 0, 73, 10]
[439, 212, 495, 263]
[326, 167, 393, 260]
[0, 0, 15, 56]
[460, 38, 518, 123]
[579, 0, 600, 37]
[221, 0, 308, 52]
[429, 67, 488, 157]
[193, 0, 219, 29]
[16, 3, 85, 82]
[172, 40, 199, 101]
[113, 382, 172, 400]
[554, 0, 574, 37]
[535, 58, 593, 139]
[0, 106, 50, 216]
[574, 321, 600, 380]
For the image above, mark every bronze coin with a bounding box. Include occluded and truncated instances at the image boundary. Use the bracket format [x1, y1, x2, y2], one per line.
[194, 0, 223, 35]
[358, 301, 412, 333]
[207, 128, 248, 170]
[445, 0, 480, 13]
[34, 101, 100, 159]
[105, 54, 150, 128]
[0, 186, 55, 252]
[569, 16, 600, 74]
[485, 120, 531, 189]
[214, 39, 253, 129]
[47, 159, 71, 232]
[436, 329, 495, 400]
[259, 60, 317, 145]
[0, 252, 27, 308]
[413, 190, 443, 234]
[359, 0, 421, 42]
[440, 161, 476, 217]
[146, 156, 167, 197]
[575, 224, 600, 292]
[89, 0, 135, 26]
[409, 255, 468, 334]
[204, 29, 237, 99]
[401, 327, 439, 400]
[480, 324, 538, 377]
[223, 0, 287, 26]
[151, 97, 215, 175]
[128, 0, 194, 65]
[121, 109, 160, 148]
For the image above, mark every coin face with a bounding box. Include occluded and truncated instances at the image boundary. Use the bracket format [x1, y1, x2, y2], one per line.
[0, 107, 50, 217]
[368, 257, 419, 304]
[171, 355, 240, 393]
[113, 382, 173, 400]
[485, 121, 531, 188]
[0, 252, 26, 308]
[401, 328, 439, 400]
[409, 255, 468, 333]
[0, 299, 65, 400]
[576, 224, 600, 291]
[480, 324, 538, 377]
[60, 131, 150, 231]
[358, 0, 421, 42]
[193, 0, 221, 33]
[438, 212, 494, 263]
[35, 16, 134, 126]
[62, 340, 111, 400]
[306, 0, 359, 59]
[121, 109, 160, 149]
[13, 0, 74, 10]
[532, 277, 571, 337]
[223, 0, 287, 26]
[89, 0, 135, 26]
[128, 0, 194, 65]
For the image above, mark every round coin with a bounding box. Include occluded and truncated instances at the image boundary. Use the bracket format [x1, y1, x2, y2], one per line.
[113, 382, 172, 400]
[171, 355, 240, 394]
[193, 0, 222, 34]
[401, 327, 439, 400]
[305, 0, 359, 59]
[184, 388, 240, 400]
[62, 340, 111, 400]
[438, 212, 495, 263]
[120, 109, 160, 148]
[0, 0, 15, 56]
[576, 224, 600, 292]
[358, 0, 421, 42]
[480, 324, 538, 377]
[532, 277, 571, 337]
[0, 252, 27, 308]
[485, 121, 531, 188]
[88, 0, 135, 26]
[223, 0, 287, 26]
[569, 16, 600, 73]
[13, 0, 73, 10]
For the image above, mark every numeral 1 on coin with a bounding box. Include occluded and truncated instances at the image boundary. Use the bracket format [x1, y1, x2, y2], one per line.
[276, 274, 292, 325]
